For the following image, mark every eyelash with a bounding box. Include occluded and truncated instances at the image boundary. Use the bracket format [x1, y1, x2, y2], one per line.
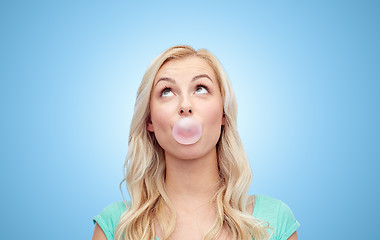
[160, 86, 172, 96]
[160, 84, 210, 96]
[196, 84, 209, 93]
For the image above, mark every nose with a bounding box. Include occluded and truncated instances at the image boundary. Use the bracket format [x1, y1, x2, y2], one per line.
[178, 96, 192, 116]
[179, 106, 192, 116]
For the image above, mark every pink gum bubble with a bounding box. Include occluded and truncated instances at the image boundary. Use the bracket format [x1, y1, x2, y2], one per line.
[172, 117, 202, 145]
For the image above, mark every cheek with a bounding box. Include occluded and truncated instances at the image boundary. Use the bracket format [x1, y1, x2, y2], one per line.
[150, 102, 175, 129]
[201, 100, 224, 123]
[151, 111, 166, 129]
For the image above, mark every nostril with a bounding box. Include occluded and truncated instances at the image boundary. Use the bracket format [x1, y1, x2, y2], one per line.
[179, 108, 192, 115]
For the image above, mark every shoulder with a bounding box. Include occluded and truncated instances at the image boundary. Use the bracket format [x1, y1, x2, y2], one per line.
[92, 201, 129, 240]
[253, 195, 300, 240]
[253, 195, 295, 219]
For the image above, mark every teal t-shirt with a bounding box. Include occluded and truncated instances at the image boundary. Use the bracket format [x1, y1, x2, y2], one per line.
[93, 195, 300, 240]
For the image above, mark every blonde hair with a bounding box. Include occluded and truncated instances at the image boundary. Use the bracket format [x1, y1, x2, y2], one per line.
[115, 45, 270, 240]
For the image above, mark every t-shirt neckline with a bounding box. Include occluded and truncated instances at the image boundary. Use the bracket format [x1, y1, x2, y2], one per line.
[154, 195, 260, 240]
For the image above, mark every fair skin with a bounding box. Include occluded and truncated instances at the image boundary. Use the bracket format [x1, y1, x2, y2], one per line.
[148, 56, 226, 239]
[92, 56, 298, 240]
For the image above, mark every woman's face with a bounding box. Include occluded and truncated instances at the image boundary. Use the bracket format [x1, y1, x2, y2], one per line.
[147, 56, 224, 160]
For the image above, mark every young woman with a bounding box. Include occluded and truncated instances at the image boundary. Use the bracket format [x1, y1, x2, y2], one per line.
[92, 45, 299, 240]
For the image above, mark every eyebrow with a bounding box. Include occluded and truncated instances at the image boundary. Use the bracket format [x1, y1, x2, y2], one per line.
[155, 77, 175, 86]
[155, 74, 213, 86]
[193, 74, 213, 83]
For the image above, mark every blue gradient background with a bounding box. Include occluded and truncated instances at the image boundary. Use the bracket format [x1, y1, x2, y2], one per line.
[1, 1, 379, 239]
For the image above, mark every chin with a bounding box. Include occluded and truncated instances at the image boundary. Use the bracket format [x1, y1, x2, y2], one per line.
[167, 143, 216, 161]
[168, 147, 202, 160]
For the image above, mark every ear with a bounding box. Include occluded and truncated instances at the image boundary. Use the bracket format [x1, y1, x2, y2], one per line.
[147, 120, 154, 132]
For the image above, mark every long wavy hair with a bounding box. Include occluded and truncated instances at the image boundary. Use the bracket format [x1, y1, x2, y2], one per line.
[115, 45, 269, 240]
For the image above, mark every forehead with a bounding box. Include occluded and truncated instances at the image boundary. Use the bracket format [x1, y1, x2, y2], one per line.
[154, 56, 216, 82]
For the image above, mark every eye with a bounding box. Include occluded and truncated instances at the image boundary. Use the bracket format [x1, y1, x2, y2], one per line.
[195, 85, 209, 94]
[161, 87, 174, 97]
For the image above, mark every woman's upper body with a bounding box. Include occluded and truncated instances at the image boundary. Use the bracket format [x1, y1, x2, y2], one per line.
[92, 45, 300, 239]
[92, 195, 300, 240]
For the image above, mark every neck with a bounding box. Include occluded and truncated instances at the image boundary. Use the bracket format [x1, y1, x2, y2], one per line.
[164, 147, 221, 208]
